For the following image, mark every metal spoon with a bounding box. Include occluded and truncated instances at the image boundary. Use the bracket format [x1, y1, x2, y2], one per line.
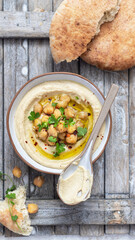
[57, 84, 119, 205]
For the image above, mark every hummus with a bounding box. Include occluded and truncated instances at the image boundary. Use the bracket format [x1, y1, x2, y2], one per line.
[58, 166, 93, 205]
[15, 81, 105, 169]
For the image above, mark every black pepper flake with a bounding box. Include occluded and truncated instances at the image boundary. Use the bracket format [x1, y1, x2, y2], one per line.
[25, 141, 28, 143]
[73, 104, 75, 106]
[34, 142, 38, 146]
[88, 113, 91, 116]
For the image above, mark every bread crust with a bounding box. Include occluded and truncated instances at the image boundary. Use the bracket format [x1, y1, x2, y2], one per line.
[50, 0, 119, 63]
[81, 0, 135, 71]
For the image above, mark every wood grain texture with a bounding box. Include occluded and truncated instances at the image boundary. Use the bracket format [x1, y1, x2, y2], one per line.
[0, 11, 53, 38]
[79, 62, 104, 236]
[129, 67, 135, 235]
[104, 71, 129, 234]
[28, 0, 54, 235]
[25, 198, 135, 225]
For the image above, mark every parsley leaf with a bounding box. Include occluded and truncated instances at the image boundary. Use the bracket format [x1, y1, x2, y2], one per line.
[52, 102, 58, 107]
[38, 122, 48, 132]
[6, 185, 16, 194]
[5, 193, 16, 199]
[77, 127, 87, 137]
[48, 114, 61, 127]
[28, 111, 40, 121]
[11, 215, 18, 222]
[53, 143, 65, 157]
[76, 96, 79, 100]
[10, 201, 15, 206]
[63, 118, 75, 127]
[48, 136, 57, 143]
[59, 107, 64, 115]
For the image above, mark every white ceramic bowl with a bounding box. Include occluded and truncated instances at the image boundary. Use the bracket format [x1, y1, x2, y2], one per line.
[7, 72, 112, 174]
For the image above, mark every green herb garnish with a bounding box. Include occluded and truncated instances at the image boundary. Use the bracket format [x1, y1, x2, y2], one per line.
[28, 111, 40, 121]
[63, 118, 75, 127]
[5, 193, 16, 199]
[48, 136, 57, 143]
[59, 107, 64, 115]
[76, 96, 79, 100]
[6, 185, 16, 194]
[53, 143, 65, 157]
[48, 114, 61, 127]
[38, 122, 48, 132]
[11, 215, 18, 221]
[77, 127, 87, 137]
[52, 102, 58, 107]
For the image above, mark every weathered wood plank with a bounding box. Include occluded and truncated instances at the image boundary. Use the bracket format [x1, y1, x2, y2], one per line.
[0, 11, 53, 38]
[104, 71, 129, 234]
[79, 63, 104, 236]
[129, 67, 135, 235]
[25, 198, 135, 225]
[28, 0, 54, 235]
[3, 0, 29, 237]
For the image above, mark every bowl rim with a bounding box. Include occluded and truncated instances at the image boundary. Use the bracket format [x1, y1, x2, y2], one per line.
[6, 72, 112, 174]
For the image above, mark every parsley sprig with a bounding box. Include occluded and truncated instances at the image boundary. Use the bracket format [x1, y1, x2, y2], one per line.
[48, 136, 57, 143]
[28, 111, 40, 121]
[77, 127, 87, 137]
[38, 122, 48, 132]
[48, 114, 61, 127]
[63, 118, 75, 128]
[52, 102, 58, 107]
[53, 143, 65, 157]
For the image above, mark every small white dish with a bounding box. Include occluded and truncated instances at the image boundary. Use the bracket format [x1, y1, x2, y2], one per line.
[7, 72, 112, 174]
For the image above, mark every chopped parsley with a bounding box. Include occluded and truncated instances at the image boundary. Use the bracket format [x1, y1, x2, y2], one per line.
[5, 193, 16, 199]
[38, 122, 48, 132]
[59, 107, 64, 115]
[76, 96, 79, 100]
[77, 127, 87, 137]
[64, 118, 75, 128]
[53, 143, 65, 157]
[48, 114, 61, 127]
[11, 215, 18, 222]
[48, 136, 57, 143]
[52, 102, 58, 107]
[6, 185, 16, 194]
[28, 111, 40, 121]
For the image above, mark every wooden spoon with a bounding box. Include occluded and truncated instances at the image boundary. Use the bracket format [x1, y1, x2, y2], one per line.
[57, 84, 119, 205]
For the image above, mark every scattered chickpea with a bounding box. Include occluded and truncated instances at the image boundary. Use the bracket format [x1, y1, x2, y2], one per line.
[57, 100, 68, 109]
[67, 124, 77, 134]
[58, 132, 66, 140]
[56, 122, 67, 133]
[76, 120, 84, 128]
[12, 166, 22, 178]
[33, 118, 41, 130]
[34, 103, 43, 114]
[54, 109, 61, 119]
[33, 176, 45, 188]
[64, 107, 75, 119]
[60, 94, 70, 103]
[66, 134, 77, 144]
[38, 129, 47, 141]
[43, 103, 54, 115]
[78, 111, 88, 120]
[41, 115, 49, 123]
[28, 204, 38, 214]
[48, 125, 58, 137]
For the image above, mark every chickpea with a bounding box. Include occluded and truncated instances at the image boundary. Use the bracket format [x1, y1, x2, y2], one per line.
[58, 132, 66, 140]
[56, 122, 67, 133]
[64, 107, 75, 119]
[41, 115, 49, 123]
[46, 137, 56, 146]
[66, 134, 77, 144]
[34, 103, 43, 114]
[38, 129, 47, 141]
[12, 166, 22, 178]
[33, 176, 45, 188]
[43, 103, 54, 115]
[78, 111, 88, 120]
[28, 204, 38, 214]
[57, 100, 68, 109]
[33, 118, 41, 130]
[60, 94, 70, 103]
[48, 125, 58, 137]
[67, 124, 77, 134]
[54, 109, 61, 119]
[76, 120, 84, 128]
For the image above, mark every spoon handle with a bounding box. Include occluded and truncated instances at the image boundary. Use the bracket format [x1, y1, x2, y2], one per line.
[85, 84, 119, 152]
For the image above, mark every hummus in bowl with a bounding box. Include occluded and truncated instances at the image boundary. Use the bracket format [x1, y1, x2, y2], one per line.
[7, 73, 111, 174]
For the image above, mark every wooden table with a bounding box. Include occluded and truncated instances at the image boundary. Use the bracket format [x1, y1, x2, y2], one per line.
[0, 0, 135, 238]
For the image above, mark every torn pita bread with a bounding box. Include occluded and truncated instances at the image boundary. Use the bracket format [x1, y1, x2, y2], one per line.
[49, 0, 120, 64]
[81, 0, 135, 71]
[0, 186, 32, 236]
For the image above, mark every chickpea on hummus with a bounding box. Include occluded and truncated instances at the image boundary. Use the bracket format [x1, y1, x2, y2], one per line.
[15, 81, 105, 169]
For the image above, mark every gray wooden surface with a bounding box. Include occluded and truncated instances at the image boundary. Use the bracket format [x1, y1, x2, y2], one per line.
[0, 0, 135, 238]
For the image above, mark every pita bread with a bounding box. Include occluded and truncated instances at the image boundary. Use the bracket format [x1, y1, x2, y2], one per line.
[81, 0, 135, 71]
[49, 0, 120, 63]
[0, 186, 32, 236]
